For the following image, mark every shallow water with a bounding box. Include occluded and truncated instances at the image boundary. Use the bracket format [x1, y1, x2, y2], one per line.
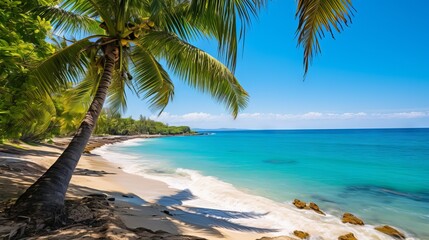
[97, 128, 429, 239]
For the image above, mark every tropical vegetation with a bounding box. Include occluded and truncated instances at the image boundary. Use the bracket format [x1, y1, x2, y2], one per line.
[0, 0, 56, 141]
[94, 111, 192, 135]
[0, 0, 355, 225]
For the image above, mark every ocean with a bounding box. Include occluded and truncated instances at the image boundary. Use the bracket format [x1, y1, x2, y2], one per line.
[94, 128, 429, 239]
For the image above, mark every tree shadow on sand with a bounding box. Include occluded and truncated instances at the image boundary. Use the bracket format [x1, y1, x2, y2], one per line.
[69, 186, 276, 238]
[0, 145, 59, 157]
[154, 189, 275, 236]
[0, 156, 46, 201]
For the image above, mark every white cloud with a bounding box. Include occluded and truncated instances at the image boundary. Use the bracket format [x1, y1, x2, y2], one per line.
[150, 111, 429, 129]
[372, 111, 428, 119]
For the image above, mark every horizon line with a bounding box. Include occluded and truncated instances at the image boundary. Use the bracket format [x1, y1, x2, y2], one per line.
[192, 127, 429, 131]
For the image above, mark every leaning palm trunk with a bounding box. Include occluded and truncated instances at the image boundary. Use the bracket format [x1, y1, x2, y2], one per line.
[11, 45, 118, 219]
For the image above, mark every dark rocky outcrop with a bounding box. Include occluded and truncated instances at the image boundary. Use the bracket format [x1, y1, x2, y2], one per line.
[293, 230, 310, 239]
[309, 202, 325, 215]
[293, 199, 326, 216]
[293, 199, 307, 209]
[375, 225, 405, 239]
[338, 233, 358, 240]
[342, 213, 364, 225]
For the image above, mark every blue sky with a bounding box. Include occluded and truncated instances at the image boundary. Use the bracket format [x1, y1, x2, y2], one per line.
[124, 0, 429, 129]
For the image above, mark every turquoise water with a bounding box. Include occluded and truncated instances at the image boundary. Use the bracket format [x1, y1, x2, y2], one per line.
[108, 129, 429, 238]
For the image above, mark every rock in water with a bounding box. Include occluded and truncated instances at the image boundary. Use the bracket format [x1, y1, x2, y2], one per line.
[309, 202, 325, 215]
[375, 225, 405, 239]
[293, 230, 310, 239]
[338, 233, 358, 240]
[342, 213, 364, 225]
[293, 199, 307, 209]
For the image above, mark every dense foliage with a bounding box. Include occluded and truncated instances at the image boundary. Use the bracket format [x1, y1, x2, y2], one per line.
[0, 0, 57, 140]
[94, 111, 191, 135]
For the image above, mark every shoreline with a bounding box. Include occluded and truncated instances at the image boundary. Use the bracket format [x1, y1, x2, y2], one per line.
[0, 136, 412, 239]
[90, 137, 411, 240]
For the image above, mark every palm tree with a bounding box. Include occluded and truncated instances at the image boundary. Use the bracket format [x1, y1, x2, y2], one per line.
[11, 0, 354, 221]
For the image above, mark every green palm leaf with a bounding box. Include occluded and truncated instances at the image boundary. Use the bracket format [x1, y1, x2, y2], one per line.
[131, 45, 174, 113]
[65, 61, 101, 110]
[141, 31, 248, 118]
[32, 38, 95, 94]
[107, 53, 135, 113]
[187, 0, 267, 71]
[107, 69, 129, 113]
[296, 0, 354, 75]
[148, 0, 200, 42]
[34, 6, 102, 35]
[60, 0, 116, 34]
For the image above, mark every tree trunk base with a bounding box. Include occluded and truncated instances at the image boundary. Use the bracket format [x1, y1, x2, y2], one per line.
[9, 181, 68, 224]
[6, 198, 67, 238]
[2, 207, 66, 240]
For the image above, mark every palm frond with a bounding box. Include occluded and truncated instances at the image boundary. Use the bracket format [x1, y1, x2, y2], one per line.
[65, 61, 102, 110]
[31, 37, 97, 95]
[187, 0, 267, 71]
[34, 6, 102, 35]
[123, 0, 150, 17]
[140, 31, 248, 118]
[107, 69, 128, 113]
[60, 0, 116, 34]
[149, 0, 199, 42]
[106, 52, 134, 113]
[131, 45, 174, 113]
[296, 0, 355, 75]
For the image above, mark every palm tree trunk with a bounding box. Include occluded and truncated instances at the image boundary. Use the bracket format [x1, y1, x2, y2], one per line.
[11, 45, 118, 220]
